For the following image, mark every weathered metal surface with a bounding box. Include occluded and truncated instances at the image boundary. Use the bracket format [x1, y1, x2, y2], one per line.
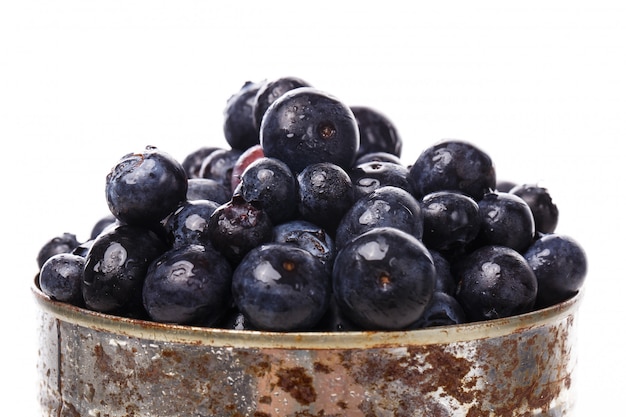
[33, 282, 581, 417]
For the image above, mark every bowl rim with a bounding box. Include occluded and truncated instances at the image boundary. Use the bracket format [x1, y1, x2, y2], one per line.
[32, 278, 583, 349]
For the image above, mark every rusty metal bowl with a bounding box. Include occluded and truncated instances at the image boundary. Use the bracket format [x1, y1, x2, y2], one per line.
[33, 279, 582, 417]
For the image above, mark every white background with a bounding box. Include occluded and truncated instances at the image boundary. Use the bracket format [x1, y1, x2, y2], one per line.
[1, 1, 624, 415]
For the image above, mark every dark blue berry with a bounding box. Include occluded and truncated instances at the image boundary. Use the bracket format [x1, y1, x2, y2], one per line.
[234, 156, 298, 224]
[37, 233, 81, 268]
[524, 233, 587, 308]
[455, 245, 537, 322]
[429, 250, 457, 295]
[208, 196, 273, 265]
[39, 253, 85, 305]
[260, 87, 360, 173]
[408, 139, 496, 201]
[232, 243, 331, 331]
[475, 191, 535, 253]
[182, 146, 222, 179]
[90, 215, 117, 240]
[82, 224, 167, 314]
[406, 292, 467, 329]
[186, 178, 232, 204]
[253, 76, 312, 131]
[332, 227, 435, 330]
[354, 151, 403, 166]
[335, 186, 423, 249]
[223, 80, 263, 151]
[272, 219, 336, 275]
[296, 162, 354, 233]
[165, 199, 220, 249]
[199, 148, 244, 189]
[350, 160, 414, 200]
[105, 146, 188, 227]
[351, 106, 402, 159]
[142, 244, 232, 325]
[510, 183, 559, 234]
[421, 191, 481, 253]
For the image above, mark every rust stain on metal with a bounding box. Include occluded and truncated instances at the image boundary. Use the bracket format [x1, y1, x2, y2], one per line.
[275, 366, 317, 405]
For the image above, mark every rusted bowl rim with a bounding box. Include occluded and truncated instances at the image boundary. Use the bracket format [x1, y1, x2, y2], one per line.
[32, 279, 582, 350]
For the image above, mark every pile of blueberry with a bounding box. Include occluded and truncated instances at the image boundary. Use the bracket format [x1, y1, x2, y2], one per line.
[36, 76, 588, 332]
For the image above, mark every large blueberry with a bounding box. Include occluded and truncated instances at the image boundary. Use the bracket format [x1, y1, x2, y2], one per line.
[164, 199, 220, 249]
[408, 139, 496, 201]
[421, 191, 481, 253]
[297, 162, 354, 234]
[82, 224, 168, 314]
[332, 227, 435, 330]
[351, 106, 402, 159]
[455, 245, 537, 322]
[208, 196, 274, 265]
[523, 233, 587, 308]
[234, 156, 298, 224]
[252, 76, 312, 131]
[260, 87, 360, 173]
[475, 191, 536, 253]
[335, 186, 423, 249]
[105, 146, 188, 227]
[142, 244, 232, 325]
[223, 80, 263, 151]
[510, 183, 559, 234]
[232, 243, 331, 331]
[39, 253, 85, 306]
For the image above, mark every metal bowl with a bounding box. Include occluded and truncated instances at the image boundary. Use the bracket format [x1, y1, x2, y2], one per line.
[33, 280, 582, 416]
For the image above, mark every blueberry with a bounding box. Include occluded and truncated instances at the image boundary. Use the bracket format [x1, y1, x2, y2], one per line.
[38, 253, 85, 305]
[354, 151, 404, 166]
[182, 146, 222, 179]
[475, 191, 536, 253]
[509, 183, 559, 234]
[455, 245, 538, 322]
[208, 196, 274, 265]
[421, 191, 481, 253]
[90, 215, 118, 240]
[142, 244, 232, 325]
[272, 219, 336, 275]
[234, 156, 298, 224]
[406, 292, 467, 329]
[186, 178, 232, 204]
[164, 199, 220, 249]
[199, 148, 244, 189]
[223, 80, 263, 151]
[230, 144, 265, 192]
[408, 139, 496, 201]
[260, 87, 360, 173]
[232, 243, 331, 331]
[332, 227, 435, 330]
[252, 76, 312, 131]
[429, 250, 457, 295]
[36, 233, 81, 269]
[335, 186, 424, 249]
[523, 233, 587, 308]
[351, 106, 402, 159]
[105, 146, 188, 227]
[82, 224, 168, 314]
[296, 162, 355, 234]
[350, 160, 414, 200]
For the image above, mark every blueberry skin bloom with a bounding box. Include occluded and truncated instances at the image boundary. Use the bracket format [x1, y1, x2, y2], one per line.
[524, 233, 587, 308]
[408, 139, 496, 201]
[455, 245, 538, 322]
[106, 146, 188, 227]
[260, 87, 360, 173]
[332, 227, 436, 330]
[232, 243, 331, 331]
[142, 244, 233, 325]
